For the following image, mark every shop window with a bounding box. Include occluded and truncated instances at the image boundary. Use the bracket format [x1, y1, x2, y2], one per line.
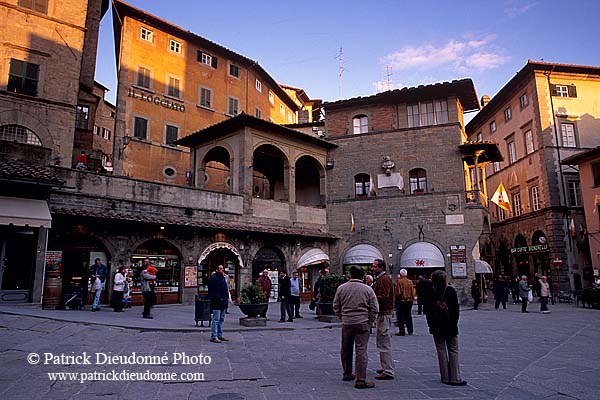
[409, 168, 427, 194]
[130, 250, 181, 303]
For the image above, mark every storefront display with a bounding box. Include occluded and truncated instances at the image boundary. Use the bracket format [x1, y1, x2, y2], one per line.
[130, 254, 181, 304]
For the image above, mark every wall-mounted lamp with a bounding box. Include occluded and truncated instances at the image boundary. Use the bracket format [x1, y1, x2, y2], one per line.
[159, 226, 165, 230]
[123, 136, 132, 146]
[397, 241, 403, 251]
[326, 160, 334, 169]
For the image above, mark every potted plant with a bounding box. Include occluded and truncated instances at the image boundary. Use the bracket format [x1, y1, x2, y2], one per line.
[318, 274, 347, 315]
[238, 283, 269, 318]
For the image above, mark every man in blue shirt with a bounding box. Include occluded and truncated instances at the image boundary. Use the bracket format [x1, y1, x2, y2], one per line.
[290, 271, 302, 318]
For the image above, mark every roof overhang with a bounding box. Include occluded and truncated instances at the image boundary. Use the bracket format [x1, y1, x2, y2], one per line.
[400, 242, 445, 268]
[459, 141, 504, 166]
[343, 244, 383, 265]
[561, 146, 600, 165]
[0, 196, 51, 228]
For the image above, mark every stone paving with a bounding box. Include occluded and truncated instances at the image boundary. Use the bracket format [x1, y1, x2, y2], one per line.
[0, 300, 599, 400]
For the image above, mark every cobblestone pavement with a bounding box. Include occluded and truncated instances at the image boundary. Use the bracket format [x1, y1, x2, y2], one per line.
[1, 301, 599, 400]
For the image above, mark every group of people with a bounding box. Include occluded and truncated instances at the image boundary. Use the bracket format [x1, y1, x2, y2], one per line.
[333, 259, 466, 389]
[471, 273, 552, 314]
[88, 258, 158, 318]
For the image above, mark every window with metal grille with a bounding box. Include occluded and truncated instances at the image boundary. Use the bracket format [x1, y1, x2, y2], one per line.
[7, 59, 39, 96]
[0, 124, 42, 146]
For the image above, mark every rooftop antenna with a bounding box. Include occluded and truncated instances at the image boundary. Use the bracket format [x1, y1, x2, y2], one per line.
[336, 47, 344, 98]
[385, 66, 393, 91]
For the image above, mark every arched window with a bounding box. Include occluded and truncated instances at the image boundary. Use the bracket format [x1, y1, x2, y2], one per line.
[352, 115, 368, 134]
[409, 168, 427, 194]
[0, 124, 42, 146]
[354, 173, 371, 199]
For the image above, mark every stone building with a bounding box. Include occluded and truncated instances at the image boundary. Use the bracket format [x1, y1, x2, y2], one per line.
[466, 61, 600, 290]
[323, 79, 499, 302]
[0, 0, 107, 304]
[90, 81, 115, 171]
[111, 1, 318, 185]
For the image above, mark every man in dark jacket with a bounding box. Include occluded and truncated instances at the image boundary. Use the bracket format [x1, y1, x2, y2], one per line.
[493, 275, 508, 310]
[257, 269, 272, 318]
[424, 270, 466, 386]
[208, 265, 229, 343]
[278, 271, 293, 322]
[471, 280, 481, 310]
[415, 275, 430, 315]
[371, 259, 395, 380]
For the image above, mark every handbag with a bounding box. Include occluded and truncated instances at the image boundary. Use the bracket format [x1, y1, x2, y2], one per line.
[527, 290, 533, 303]
[309, 298, 317, 311]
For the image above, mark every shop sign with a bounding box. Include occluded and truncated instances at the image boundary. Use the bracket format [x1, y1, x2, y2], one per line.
[128, 87, 185, 112]
[184, 265, 198, 288]
[450, 245, 467, 278]
[510, 243, 548, 254]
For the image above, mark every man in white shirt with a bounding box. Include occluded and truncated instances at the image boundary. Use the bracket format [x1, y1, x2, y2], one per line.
[290, 271, 302, 318]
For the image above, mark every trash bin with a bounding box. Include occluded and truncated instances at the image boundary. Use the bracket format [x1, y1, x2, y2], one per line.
[195, 295, 212, 327]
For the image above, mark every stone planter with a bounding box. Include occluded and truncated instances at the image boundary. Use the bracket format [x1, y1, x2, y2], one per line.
[238, 303, 268, 327]
[317, 302, 340, 322]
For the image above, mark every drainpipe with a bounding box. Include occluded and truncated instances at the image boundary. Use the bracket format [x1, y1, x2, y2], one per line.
[545, 68, 566, 207]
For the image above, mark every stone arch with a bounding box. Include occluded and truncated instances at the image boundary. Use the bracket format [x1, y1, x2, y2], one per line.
[252, 144, 289, 201]
[295, 154, 325, 206]
[0, 109, 54, 149]
[201, 146, 232, 193]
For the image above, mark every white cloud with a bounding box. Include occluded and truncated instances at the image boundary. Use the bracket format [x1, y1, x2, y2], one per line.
[372, 79, 403, 93]
[504, 0, 539, 17]
[380, 35, 509, 74]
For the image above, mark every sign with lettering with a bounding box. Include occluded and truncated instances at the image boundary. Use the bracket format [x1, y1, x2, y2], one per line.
[184, 265, 198, 288]
[450, 245, 467, 278]
[510, 243, 548, 254]
[128, 87, 185, 112]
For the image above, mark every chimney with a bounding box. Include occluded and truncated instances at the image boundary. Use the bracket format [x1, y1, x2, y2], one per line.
[480, 95, 490, 107]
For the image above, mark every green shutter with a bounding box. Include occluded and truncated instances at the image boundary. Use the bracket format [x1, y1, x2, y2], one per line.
[568, 85, 577, 98]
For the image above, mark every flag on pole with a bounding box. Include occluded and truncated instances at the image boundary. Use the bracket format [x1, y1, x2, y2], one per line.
[350, 213, 355, 232]
[369, 175, 377, 197]
[490, 182, 510, 211]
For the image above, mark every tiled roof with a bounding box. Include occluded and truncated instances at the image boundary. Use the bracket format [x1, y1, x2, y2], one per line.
[51, 206, 337, 239]
[0, 160, 64, 185]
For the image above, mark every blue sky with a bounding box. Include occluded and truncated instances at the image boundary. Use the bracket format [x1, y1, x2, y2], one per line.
[96, 0, 600, 113]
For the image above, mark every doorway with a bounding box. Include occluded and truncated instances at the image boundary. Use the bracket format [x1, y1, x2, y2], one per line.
[0, 226, 37, 302]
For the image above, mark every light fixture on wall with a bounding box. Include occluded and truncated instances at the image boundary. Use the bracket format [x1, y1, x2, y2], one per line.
[123, 136, 132, 146]
[326, 159, 334, 169]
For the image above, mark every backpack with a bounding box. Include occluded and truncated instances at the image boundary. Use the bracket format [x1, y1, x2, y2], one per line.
[432, 287, 450, 322]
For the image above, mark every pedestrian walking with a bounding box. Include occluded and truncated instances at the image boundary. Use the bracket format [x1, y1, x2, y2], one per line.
[91, 274, 101, 312]
[257, 269, 272, 318]
[533, 273, 541, 299]
[208, 264, 229, 343]
[424, 270, 467, 386]
[290, 271, 302, 318]
[278, 270, 293, 322]
[333, 265, 379, 389]
[493, 275, 508, 310]
[394, 269, 415, 336]
[89, 258, 107, 308]
[519, 275, 531, 313]
[112, 266, 126, 312]
[470, 280, 481, 310]
[415, 275, 429, 315]
[140, 259, 157, 319]
[540, 275, 551, 314]
[371, 259, 395, 380]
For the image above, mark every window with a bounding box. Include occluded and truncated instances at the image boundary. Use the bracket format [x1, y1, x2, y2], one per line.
[568, 180, 582, 207]
[197, 51, 218, 68]
[287, 111, 293, 123]
[489, 120, 497, 134]
[255, 107, 262, 119]
[0, 124, 42, 146]
[530, 186, 540, 211]
[7, 59, 39, 96]
[476, 132, 482, 142]
[133, 116, 148, 139]
[407, 99, 448, 127]
[519, 93, 529, 109]
[504, 107, 512, 122]
[524, 130, 534, 154]
[229, 64, 240, 78]
[493, 162, 501, 173]
[102, 128, 111, 140]
[75, 105, 89, 129]
[409, 168, 427, 194]
[280, 104, 285, 115]
[140, 27, 153, 42]
[167, 76, 180, 98]
[560, 123, 576, 147]
[507, 139, 516, 164]
[169, 40, 181, 54]
[165, 125, 178, 146]
[593, 163, 600, 187]
[136, 66, 151, 89]
[18, 0, 48, 14]
[199, 87, 212, 108]
[268, 91, 274, 105]
[352, 115, 368, 134]
[94, 125, 99, 136]
[354, 173, 371, 199]
[513, 193, 522, 216]
[255, 79, 262, 93]
[497, 205, 506, 221]
[227, 97, 239, 116]
[551, 84, 577, 98]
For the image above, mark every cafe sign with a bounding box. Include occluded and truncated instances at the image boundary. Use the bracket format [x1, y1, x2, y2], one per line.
[128, 87, 185, 112]
[510, 243, 548, 254]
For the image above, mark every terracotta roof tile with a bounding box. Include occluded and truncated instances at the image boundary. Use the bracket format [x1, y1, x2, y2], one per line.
[0, 160, 64, 185]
